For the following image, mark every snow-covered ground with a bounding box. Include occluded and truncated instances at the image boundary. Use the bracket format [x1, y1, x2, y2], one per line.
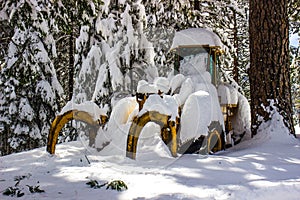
[1, 117, 300, 200]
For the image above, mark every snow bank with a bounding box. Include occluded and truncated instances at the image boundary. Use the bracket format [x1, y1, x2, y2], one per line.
[256, 107, 298, 146]
[94, 123, 130, 156]
[1, 126, 300, 200]
[232, 102, 298, 154]
[296, 125, 300, 136]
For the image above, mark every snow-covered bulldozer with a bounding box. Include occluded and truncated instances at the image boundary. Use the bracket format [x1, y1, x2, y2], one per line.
[47, 28, 250, 159]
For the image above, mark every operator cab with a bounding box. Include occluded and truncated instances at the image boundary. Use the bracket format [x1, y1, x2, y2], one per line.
[170, 28, 240, 147]
[170, 28, 223, 86]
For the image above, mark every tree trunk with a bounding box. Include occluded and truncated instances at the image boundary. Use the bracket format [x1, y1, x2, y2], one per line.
[233, 10, 239, 83]
[249, 0, 295, 136]
[68, 20, 74, 101]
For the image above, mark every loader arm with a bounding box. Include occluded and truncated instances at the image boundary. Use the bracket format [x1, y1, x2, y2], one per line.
[126, 111, 177, 160]
[47, 110, 102, 154]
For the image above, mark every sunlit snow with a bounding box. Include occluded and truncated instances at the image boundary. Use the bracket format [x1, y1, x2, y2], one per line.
[0, 118, 299, 200]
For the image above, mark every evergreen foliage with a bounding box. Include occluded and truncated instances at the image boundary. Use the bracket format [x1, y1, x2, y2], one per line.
[0, 0, 63, 155]
[86, 179, 128, 191]
[289, 0, 300, 126]
[74, 0, 156, 113]
[0, 0, 298, 154]
[2, 173, 44, 197]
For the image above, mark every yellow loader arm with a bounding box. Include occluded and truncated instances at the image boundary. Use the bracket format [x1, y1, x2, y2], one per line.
[47, 110, 106, 154]
[126, 111, 177, 159]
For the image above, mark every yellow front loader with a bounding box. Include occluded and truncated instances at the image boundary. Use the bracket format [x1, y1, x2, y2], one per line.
[47, 28, 245, 159]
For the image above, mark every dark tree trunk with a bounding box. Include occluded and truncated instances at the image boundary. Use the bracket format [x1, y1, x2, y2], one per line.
[249, 0, 295, 136]
[233, 10, 239, 83]
[68, 16, 74, 101]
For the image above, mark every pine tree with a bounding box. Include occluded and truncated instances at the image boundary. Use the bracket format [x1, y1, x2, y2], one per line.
[234, 0, 250, 97]
[289, 0, 300, 126]
[74, 0, 157, 114]
[0, 21, 12, 68]
[249, 0, 295, 136]
[290, 45, 300, 126]
[51, 0, 103, 102]
[0, 0, 63, 155]
[143, 0, 195, 76]
[289, 0, 300, 35]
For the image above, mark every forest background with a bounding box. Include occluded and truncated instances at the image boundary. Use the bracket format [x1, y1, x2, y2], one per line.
[0, 0, 299, 155]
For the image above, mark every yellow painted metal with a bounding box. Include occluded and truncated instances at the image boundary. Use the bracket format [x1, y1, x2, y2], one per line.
[207, 129, 222, 153]
[100, 115, 108, 127]
[47, 110, 102, 154]
[136, 93, 147, 111]
[221, 104, 237, 133]
[126, 111, 177, 159]
[168, 120, 177, 157]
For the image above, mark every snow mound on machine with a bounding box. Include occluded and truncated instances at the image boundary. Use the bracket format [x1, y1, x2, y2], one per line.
[94, 96, 172, 159]
[95, 97, 138, 154]
[180, 90, 224, 143]
[60, 101, 108, 120]
[137, 77, 170, 94]
[231, 92, 251, 138]
[139, 94, 179, 121]
[218, 83, 238, 105]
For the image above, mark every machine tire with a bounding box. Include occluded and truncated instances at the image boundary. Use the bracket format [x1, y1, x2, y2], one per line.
[179, 121, 224, 155]
[205, 121, 224, 153]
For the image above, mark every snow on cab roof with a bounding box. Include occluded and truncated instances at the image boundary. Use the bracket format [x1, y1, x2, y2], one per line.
[170, 28, 222, 50]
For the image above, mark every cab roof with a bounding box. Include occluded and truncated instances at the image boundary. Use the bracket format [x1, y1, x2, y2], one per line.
[170, 28, 222, 51]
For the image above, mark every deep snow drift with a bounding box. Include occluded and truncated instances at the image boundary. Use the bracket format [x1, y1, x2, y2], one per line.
[0, 112, 300, 200]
